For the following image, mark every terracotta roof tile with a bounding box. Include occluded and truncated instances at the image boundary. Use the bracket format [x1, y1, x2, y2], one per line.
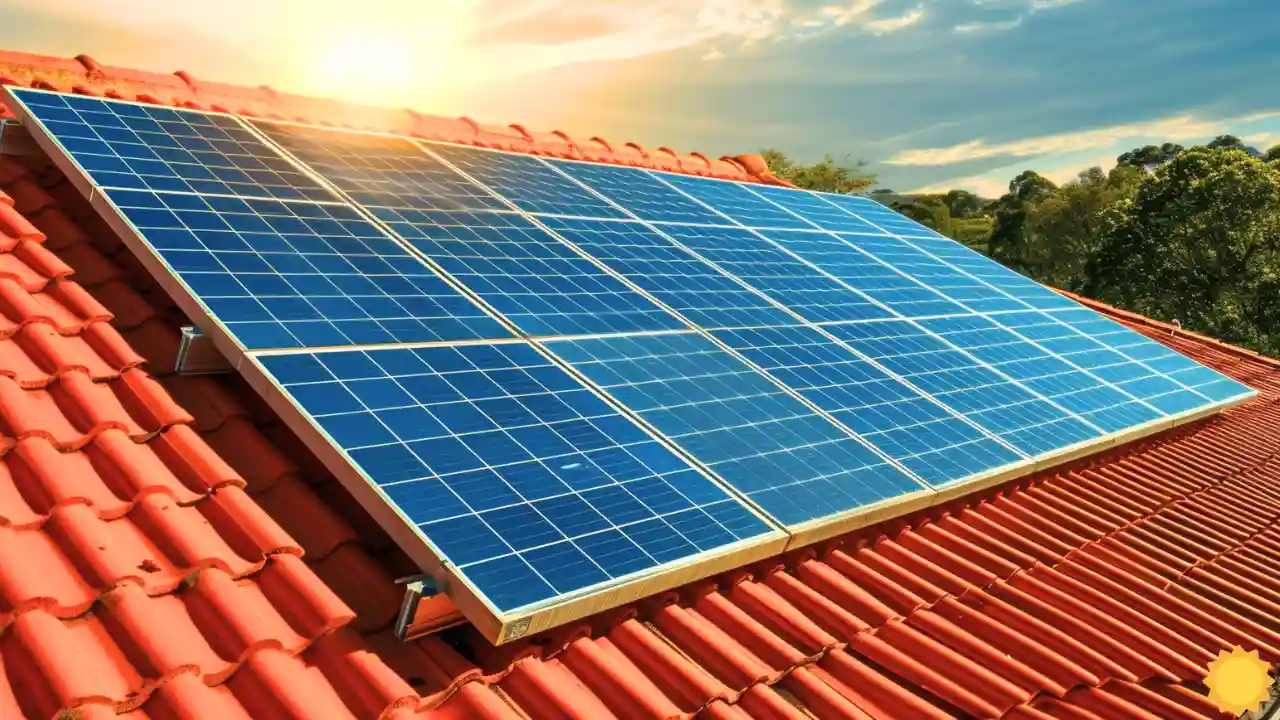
[0, 54, 1277, 719]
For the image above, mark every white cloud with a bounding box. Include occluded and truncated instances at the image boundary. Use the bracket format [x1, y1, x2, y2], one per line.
[885, 110, 1280, 166]
[703, 48, 728, 61]
[954, 16, 1023, 33]
[1244, 132, 1279, 147]
[867, 6, 926, 34]
[1029, 0, 1083, 9]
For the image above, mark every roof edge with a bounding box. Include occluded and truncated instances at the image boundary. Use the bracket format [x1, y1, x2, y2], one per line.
[0, 49, 785, 185]
[1061, 289, 1280, 370]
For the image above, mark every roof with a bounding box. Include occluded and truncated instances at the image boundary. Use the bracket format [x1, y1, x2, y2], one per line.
[0, 50, 1276, 720]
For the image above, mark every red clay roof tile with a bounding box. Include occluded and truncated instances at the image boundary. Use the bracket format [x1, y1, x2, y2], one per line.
[0, 53, 1276, 719]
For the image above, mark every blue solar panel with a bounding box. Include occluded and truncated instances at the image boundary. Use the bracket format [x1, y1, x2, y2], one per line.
[757, 230, 972, 318]
[373, 208, 686, 336]
[425, 144, 630, 219]
[544, 331, 926, 525]
[111, 189, 510, 350]
[253, 121, 507, 212]
[711, 325, 1023, 484]
[538, 217, 803, 329]
[258, 342, 774, 612]
[13, 87, 1256, 613]
[656, 173, 815, 229]
[654, 225, 895, 324]
[12, 89, 333, 202]
[822, 320, 1104, 457]
[546, 161, 728, 225]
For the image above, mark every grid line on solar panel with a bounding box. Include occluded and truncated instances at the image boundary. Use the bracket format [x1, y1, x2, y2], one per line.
[545, 161, 732, 225]
[108, 189, 511, 350]
[630, 174, 1127, 456]
[653, 225, 896, 325]
[370, 208, 688, 337]
[543, 331, 928, 527]
[652, 173, 817, 229]
[422, 143, 631, 219]
[258, 342, 774, 612]
[709, 325, 1025, 485]
[819, 320, 1104, 458]
[13, 89, 334, 202]
[800, 192, 1245, 415]
[251, 121, 508, 212]
[536, 216, 805, 330]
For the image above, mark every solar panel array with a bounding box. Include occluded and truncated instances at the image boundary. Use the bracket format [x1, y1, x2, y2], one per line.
[10, 87, 1255, 621]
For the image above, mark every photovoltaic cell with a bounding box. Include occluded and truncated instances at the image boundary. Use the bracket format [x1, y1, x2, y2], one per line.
[657, 173, 815, 229]
[655, 225, 895, 324]
[711, 325, 1023, 484]
[259, 342, 774, 612]
[547, 161, 729, 225]
[746, 183, 888, 235]
[758, 229, 972, 318]
[538, 217, 803, 329]
[12, 89, 333, 202]
[252, 122, 507, 212]
[110, 189, 511, 349]
[822, 320, 1103, 457]
[426, 143, 630, 219]
[544, 331, 926, 526]
[375, 208, 686, 336]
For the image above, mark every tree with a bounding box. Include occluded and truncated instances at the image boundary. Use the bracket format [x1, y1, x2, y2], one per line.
[894, 196, 954, 236]
[941, 189, 985, 219]
[760, 149, 876, 194]
[1086, 146, 1280, 354]
[1206, 134, 1262, 157]
[1117, 143, 1183, 168]
[1266, 144, 1280, 163]
[986, 170, 1057, 272]
[1020, 164, 1143, 291]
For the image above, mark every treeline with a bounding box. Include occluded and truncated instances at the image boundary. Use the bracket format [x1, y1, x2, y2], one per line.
[764, 136, 1280, 356]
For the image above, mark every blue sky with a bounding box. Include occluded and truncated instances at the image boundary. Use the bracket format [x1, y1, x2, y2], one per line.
[2, 0, 1277, 196]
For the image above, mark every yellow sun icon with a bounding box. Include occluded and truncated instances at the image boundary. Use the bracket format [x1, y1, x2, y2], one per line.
[1204, 646, 1274, 716]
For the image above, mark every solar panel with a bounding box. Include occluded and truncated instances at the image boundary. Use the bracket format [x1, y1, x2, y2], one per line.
[711, 324, 1023, 484]
[253, 121, 507, 212]
[16, 90, 333, 202]
[538, 217, 803, 330]
[9, 86, 1256, 642]
[542, 331, 928, 527]
[373, 209, 687, 337]
[258, 342, 777, 613]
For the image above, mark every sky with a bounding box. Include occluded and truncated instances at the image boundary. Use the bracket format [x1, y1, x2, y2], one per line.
[2, 0, 1278, 197]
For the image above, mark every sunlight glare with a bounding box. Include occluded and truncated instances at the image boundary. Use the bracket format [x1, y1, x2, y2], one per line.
[317, 34, 419, 104]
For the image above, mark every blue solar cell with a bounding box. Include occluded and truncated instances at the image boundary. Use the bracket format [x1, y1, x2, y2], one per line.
[823, 320, 1103, 457]
[917, 313, 1165, 434]
[14, 89, 333, 202]
[655, 225, 894, 324]
[110, 189, 510, 349]
[746, 184, 887, 234]
[547, 161, 729, 225]
[815, 193, 941, 238]
[711, 325, 1023, 484]
[376, 208, 686, 336]
[258, 342, 774, 613]
[538, 217, 803, 329]
[252, 122, 507, 212]
[756, 230, 972, 318]
[656, 173, 815, 229]
[544, 331, 926, 525]
[425, 143, 629, 218]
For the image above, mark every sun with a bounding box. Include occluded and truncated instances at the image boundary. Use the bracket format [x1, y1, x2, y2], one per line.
[316, 34, 416, 104]
[1204, 647, 1274, 716]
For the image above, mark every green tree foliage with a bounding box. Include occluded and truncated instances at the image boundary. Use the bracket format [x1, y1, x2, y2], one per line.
[760, 149, 876, 194]
[1019, 164, 1143, 291]
[1116, 143, 1183, 168]
[1086, 147, 1280, 354]
[894, 196, 954, 236]
[986, 170, 1058, 272]
[1266, 144, 1280, 163]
